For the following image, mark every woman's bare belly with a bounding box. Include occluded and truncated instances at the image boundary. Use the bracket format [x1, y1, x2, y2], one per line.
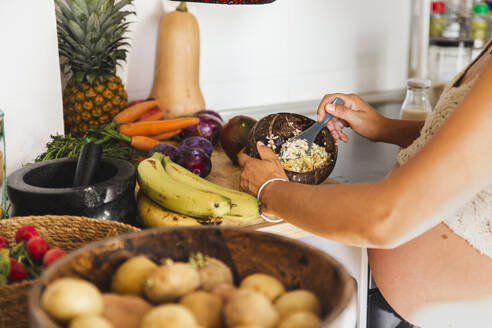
[369, 223, 492, 325]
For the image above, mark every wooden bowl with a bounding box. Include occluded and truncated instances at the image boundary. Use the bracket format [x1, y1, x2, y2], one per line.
[29, 227, 356, 328]
[246, 113, 338, 184]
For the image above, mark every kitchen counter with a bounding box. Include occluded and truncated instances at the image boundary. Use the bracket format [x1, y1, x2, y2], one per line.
[223, 100, 403, 328]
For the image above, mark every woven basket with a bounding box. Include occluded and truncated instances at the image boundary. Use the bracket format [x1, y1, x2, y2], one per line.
[0, 215, 140, 328]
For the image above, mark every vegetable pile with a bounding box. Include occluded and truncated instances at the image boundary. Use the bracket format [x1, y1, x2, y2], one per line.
[41, 253, 322, 328]
[0, 225, 66, 286]
[36, 99, 224, 168]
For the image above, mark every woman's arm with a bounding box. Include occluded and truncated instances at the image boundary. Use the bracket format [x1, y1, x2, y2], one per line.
[317, 93, 424, 148]
[240, 61, 492, 248]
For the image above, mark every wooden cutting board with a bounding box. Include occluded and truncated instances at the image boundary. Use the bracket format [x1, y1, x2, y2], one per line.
[208, 147, 339, 237]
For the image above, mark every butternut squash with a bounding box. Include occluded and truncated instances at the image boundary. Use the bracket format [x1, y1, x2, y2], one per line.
[151, 2, 205, 119]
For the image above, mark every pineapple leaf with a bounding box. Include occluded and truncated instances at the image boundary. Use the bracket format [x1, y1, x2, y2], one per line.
[86, 0, 100, 12]
[67, 19, 85, 43]
[70, 0, 89, 23]
[111, 0, 134, 15]
[55, 0, 78, 23]
[86, 73, 96, 84]
[86, 12, 100, 36]
[97, 0, 112, 15]
[74, 71, 85, 84]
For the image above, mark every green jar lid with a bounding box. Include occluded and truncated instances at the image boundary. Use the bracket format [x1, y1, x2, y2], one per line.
[474, 3, 489, 15]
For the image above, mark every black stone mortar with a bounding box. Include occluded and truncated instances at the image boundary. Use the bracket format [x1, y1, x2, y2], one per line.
[7, 158, 137, 224]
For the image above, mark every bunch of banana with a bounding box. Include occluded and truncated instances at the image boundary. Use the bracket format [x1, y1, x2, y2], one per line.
[137, 153, 260, 228]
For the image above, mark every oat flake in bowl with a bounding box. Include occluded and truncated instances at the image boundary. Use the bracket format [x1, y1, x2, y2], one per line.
[277, 139, 330, 173]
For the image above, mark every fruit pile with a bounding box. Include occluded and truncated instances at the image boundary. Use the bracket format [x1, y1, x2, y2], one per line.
[0, 226, 65, 285]
[41, 253, 322, 328]
[136, 153, 260, 228]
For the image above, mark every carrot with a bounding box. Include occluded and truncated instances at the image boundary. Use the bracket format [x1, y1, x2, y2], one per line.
[113, 100, 159, 124]
[150, 129, 182, 140]
[119, 117, 199, 137]
[139, 110, 165, 122]
[130, 136, 179, 152]
[131, 136, 161, 151]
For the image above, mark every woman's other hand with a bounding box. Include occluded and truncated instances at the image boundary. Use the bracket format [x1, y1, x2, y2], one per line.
[238, 142, 288, 197]
[317, 93, 388, 142]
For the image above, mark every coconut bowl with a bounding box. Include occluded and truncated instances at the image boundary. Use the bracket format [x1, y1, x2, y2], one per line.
[246, 113, 338, 185]
[29, 227, 356, 328]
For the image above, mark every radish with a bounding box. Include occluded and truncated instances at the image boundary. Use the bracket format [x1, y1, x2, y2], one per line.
[0, 236, 7, 249]
[43, 248, 66, 268]
[27, 236, 50, 261]
[15, 225, 38, 243]
[9, 258, 26, 282]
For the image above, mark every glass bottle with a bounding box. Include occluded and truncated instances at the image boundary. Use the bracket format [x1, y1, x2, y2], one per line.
[400, 79, 432, 121]
[442, 1, 461, 39]
[430, 2, 447, 37]
[470, 3, 489, 49]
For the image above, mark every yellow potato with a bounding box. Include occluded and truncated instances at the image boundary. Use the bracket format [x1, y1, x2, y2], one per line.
[240, 273, 285, 301]
[196, 257, 233, 291]
[42, 278, 103, 323]
[144, 261, 200, 303]
[277, 311, 321, 328]
[274, 290, 321, 318]
[69, 315, 113, 328]
[111, 255, 157, 296]
[211, 283, 238, 302]
[101, 293, 152, 328]
[181, 291, 223, 328]
[140, 304, 198, 328]
[224, 289, 278, 328]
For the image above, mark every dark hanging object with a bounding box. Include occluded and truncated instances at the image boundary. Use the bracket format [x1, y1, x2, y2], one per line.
[171, 0, 276, 4]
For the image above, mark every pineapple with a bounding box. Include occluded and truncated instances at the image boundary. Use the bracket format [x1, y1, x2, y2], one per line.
[55, 0, 134, 136]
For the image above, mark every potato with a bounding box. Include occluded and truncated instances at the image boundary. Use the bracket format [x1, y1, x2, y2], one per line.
[192, 255, 233, 291]
[140, 304, 198, 328]
[111, 255, 157, 296]
[69, 315, 113, 328]
[144, 261, 200, 303]
[224, 289, 278, 328]
[181, 291, 223, 328]
[240, 273, 285, 301]
[274, 290, 321, 318]
[211, 283, 238, 302]
[101, 293, 152, 328]
[277, 311, 321, 328]
[42, 278, 103, 323]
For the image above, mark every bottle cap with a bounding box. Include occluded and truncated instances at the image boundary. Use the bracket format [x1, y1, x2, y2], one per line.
[431, 2, 446, 13]
[407, 78, 431, 89]
[474, 3, 489, 15]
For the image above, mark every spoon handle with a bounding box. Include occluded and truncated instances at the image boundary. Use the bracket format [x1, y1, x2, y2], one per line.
[320, 97, 345, 125]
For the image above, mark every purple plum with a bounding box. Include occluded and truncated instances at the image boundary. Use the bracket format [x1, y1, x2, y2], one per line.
[179, 137, 213, 157]
[148, 143, 178, 160]
[174, 148, 212, 178]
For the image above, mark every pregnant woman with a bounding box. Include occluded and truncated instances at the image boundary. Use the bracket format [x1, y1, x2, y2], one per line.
[238, 41, 492, 327]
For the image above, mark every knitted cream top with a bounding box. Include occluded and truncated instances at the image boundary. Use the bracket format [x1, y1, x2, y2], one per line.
[397, 48, 492, 259]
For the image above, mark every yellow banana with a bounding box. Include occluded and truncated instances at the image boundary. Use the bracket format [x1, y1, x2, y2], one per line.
[137, 192, 202, 227]
[137, 153, 232, 218]
[162, 156, 260, 221]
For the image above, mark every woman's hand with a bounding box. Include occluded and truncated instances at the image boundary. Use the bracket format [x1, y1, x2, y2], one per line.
[317, 93, 388, 142]
[238, 142, 288, 197]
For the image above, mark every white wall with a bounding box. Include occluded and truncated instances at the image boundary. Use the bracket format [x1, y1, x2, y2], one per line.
[0, 0, 411, 170]
[123, 0, 412, 110]
[0, 0, 64, 172]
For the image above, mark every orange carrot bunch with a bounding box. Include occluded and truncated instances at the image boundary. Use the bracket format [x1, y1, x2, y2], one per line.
[111, 99, 193, 153]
